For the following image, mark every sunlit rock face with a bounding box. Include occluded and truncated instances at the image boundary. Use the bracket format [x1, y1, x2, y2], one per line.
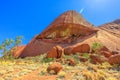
[99, 19, 120, 38]
[37, 10, 97, 43]
[19, 10, 97, 58]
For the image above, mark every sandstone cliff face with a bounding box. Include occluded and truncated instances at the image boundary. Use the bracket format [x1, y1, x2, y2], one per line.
[77, 28, 120, 52]
[37, 10, 96, 40]
[19, 10, 97, 58]
[99, 19, 120, 38]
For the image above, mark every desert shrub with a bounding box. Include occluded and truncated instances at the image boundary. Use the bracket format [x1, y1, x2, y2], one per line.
[64, 53, 80, 64]
[91, 42, 103, 54]
[73, 53, 81, 64]
[83, 53, 90, 59]
[42, 58, 55, 63]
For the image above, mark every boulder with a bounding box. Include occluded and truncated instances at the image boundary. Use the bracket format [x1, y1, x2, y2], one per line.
[47, 62, 62, 74]
[108, 54, 120, 65]
[90, 54, 107, 64]
[73, 44, 90, 53]
[46, 45, 63, 58]
[67, 59, 76, 66]
[100, 51, 112, 58]
[56, 46, 63, 58]
[64, 46, 73, 55]
[12, 46, 26, 58]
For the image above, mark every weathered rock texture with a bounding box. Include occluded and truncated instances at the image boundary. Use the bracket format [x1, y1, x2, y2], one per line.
[18, 10, 97, 58]
[67, 59, 76, 66]
[99, 19, 120, 38]
[47, 62, 62, 74]
[12, 46, 26, 58]
[90, 54, 107, 64]
[64, 44, 90, 55]
[46, 45, 63, 58]
[108, 53, 120, 65]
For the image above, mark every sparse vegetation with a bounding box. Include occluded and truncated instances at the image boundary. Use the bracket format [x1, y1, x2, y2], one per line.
[0, 53, 119, 80]
[91, 42, 103, 54]
[0, 36, 23, 60]
[42, 58, 55, 63]
[83, 53, 90, 59]
[0, 41, 119, 80]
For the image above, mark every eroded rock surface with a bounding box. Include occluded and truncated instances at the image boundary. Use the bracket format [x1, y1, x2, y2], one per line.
[47, 62, 62, 74]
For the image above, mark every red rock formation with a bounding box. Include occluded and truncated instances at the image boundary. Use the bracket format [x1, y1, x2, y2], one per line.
[64, 44, 90, 55]
[112, 51, 119, 55]
[99, 46, 109, 52]
[64, 46, 73, 55]
[47, 62, 62, 74]
[90, 54, 107, 64]
[12, 46, 26, 58]
[67, 59, 76, 66]
[46, 45, 63, 58]
[73, 44, 90, 53]
[99, 19, 120, 38]
[99, 51, 112, 58]
[18, 10, 97, 57]
[108, 54, 120, 65]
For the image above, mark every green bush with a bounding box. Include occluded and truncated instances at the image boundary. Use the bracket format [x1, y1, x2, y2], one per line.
[42, 58, 54, 63]
[83, 53, 90, 59]
[91, 42, 103, 54]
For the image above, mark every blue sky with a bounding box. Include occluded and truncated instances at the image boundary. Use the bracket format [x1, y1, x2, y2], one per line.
[0, 0, 120, 45]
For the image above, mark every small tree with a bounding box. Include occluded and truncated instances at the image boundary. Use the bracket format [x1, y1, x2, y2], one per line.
[15, 36, 23, 46]
[0, 36, 23, 60]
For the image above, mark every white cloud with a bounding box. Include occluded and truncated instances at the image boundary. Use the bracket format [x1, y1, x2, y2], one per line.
[80, 8, 84, 14]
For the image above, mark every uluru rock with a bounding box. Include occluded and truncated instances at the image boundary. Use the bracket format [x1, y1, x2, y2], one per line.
[47, 62, 62, 74]
[46, 45, 63, 58]
[17, 10, 97, 57]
